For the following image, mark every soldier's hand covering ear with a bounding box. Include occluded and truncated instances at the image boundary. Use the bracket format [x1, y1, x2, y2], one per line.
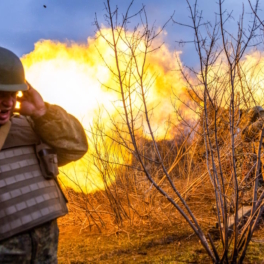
[17, 82, 47, 118]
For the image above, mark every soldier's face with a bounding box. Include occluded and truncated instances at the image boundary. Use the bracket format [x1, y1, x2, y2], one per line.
[0, 91, 17, 125]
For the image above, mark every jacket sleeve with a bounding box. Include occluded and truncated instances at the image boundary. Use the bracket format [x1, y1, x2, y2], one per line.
[241, 119, 263, 142]
[31, 103, 88, 166]
[241, 107, 264, 143]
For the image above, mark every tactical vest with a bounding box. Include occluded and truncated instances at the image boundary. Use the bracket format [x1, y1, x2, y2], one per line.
[0, 116, 68, 241]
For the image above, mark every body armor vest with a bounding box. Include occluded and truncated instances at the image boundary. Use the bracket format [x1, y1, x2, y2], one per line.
[0, 116, 68, 241]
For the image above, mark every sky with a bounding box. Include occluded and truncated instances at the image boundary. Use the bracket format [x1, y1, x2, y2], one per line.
[0, 0, 263, 66]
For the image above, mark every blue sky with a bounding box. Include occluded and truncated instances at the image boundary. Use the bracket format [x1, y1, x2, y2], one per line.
[0, 0, 263, 66]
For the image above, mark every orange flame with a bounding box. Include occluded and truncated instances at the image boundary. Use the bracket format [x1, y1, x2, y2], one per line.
[19, 29, 195, 193]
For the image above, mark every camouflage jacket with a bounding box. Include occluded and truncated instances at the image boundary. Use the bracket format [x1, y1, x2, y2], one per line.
[30, 103, 88, 166]
[241, 106, 264, 143]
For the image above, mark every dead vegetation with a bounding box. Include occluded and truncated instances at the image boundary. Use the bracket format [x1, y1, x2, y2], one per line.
[58, 0, 264, 263]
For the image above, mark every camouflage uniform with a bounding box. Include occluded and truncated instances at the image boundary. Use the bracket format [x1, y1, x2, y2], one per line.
[0, 103, 88, 263]
[240, 107, 264, 183]
[193, 106, 264, 182]
[0, 220, 58, 264]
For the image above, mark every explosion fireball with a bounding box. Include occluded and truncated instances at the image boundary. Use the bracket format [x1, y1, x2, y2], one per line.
[20, 28, 264, 193]
[20, 29, 188, 193]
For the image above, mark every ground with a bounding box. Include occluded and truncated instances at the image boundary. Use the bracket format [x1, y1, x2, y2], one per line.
[57, 215, 264, 263]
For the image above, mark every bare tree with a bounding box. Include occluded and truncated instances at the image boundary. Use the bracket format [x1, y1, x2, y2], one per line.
[173, 0, 264, 262]
[62, 0, 264, 262]
[93, 0, 222, 262]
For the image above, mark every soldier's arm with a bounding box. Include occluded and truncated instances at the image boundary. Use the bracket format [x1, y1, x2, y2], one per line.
[17, 83, 88, 165]
[32, 103, 88, 166]
[241, 119, 264, 142]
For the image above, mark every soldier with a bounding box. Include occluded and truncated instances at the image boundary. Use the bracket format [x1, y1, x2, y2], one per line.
[240, 106, 264, 183]
[241, 106, 264, 143]
[0, 47, 88, 263]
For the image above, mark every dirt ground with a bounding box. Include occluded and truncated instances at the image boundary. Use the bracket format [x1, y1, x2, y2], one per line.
[57, 215, 264, 264]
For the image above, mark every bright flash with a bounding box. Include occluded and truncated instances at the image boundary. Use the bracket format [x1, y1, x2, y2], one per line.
[19, 32, 192, 193]
[15, 91, 23, 109]
[17, 91, 23, 97]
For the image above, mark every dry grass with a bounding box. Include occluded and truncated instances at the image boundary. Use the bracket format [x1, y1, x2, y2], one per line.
[57, 197, 264, 263]
[57, 129, 264, 263]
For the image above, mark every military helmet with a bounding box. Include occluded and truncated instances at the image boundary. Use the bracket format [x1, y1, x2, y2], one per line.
[0, 47, 28, 92]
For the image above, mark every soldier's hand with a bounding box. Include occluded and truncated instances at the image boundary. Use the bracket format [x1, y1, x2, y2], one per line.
[17, 82, 47, 118]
